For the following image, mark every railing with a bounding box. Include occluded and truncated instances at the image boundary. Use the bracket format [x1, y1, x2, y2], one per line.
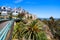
[0, 19, 9, 22]
[0, 20, 14, 40]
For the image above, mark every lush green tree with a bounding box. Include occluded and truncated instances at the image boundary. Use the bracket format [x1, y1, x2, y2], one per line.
[0, 12, 1, 19]
[17, 13, 25, 21]
[30, 16, 32, 19]
[9, 12, 12, 20]
[0, 12, 1, 16]
[48, 17, 56, 36]
[49, 16, 55, 23]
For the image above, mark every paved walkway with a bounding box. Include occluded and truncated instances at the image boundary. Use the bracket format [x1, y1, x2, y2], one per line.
[0, 21, 9, 31]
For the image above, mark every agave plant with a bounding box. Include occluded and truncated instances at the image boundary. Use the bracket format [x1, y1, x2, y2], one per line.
[21, 19, 47, 40]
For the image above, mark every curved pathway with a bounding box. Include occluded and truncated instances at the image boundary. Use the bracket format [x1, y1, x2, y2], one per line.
[0, 21, 9, 31]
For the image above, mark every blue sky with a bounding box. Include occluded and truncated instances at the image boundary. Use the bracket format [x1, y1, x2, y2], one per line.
[0, 0, 60, 18]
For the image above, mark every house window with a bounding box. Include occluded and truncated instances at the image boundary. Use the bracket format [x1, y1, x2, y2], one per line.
[0, 7, 1, 9]
[3, 7, 6, 9]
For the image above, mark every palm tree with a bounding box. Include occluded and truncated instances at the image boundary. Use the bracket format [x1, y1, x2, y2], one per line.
[22, 19, 47, 40]
[12, 19, 47, 40]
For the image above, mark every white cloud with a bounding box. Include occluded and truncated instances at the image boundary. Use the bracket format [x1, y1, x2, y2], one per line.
[14, 0, 23, 3]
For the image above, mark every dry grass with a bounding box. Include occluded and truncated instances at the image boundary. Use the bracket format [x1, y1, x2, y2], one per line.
[12, 39, 18, 40]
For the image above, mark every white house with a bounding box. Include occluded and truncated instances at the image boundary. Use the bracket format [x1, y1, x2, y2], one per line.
[12, 11, 18, 16]
[0, 6, 11, 19]
[12, 8, 19, 16]
[1, 11, 7, 16]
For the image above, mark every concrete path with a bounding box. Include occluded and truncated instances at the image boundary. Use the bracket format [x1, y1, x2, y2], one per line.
[0, 21, 9, 31]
